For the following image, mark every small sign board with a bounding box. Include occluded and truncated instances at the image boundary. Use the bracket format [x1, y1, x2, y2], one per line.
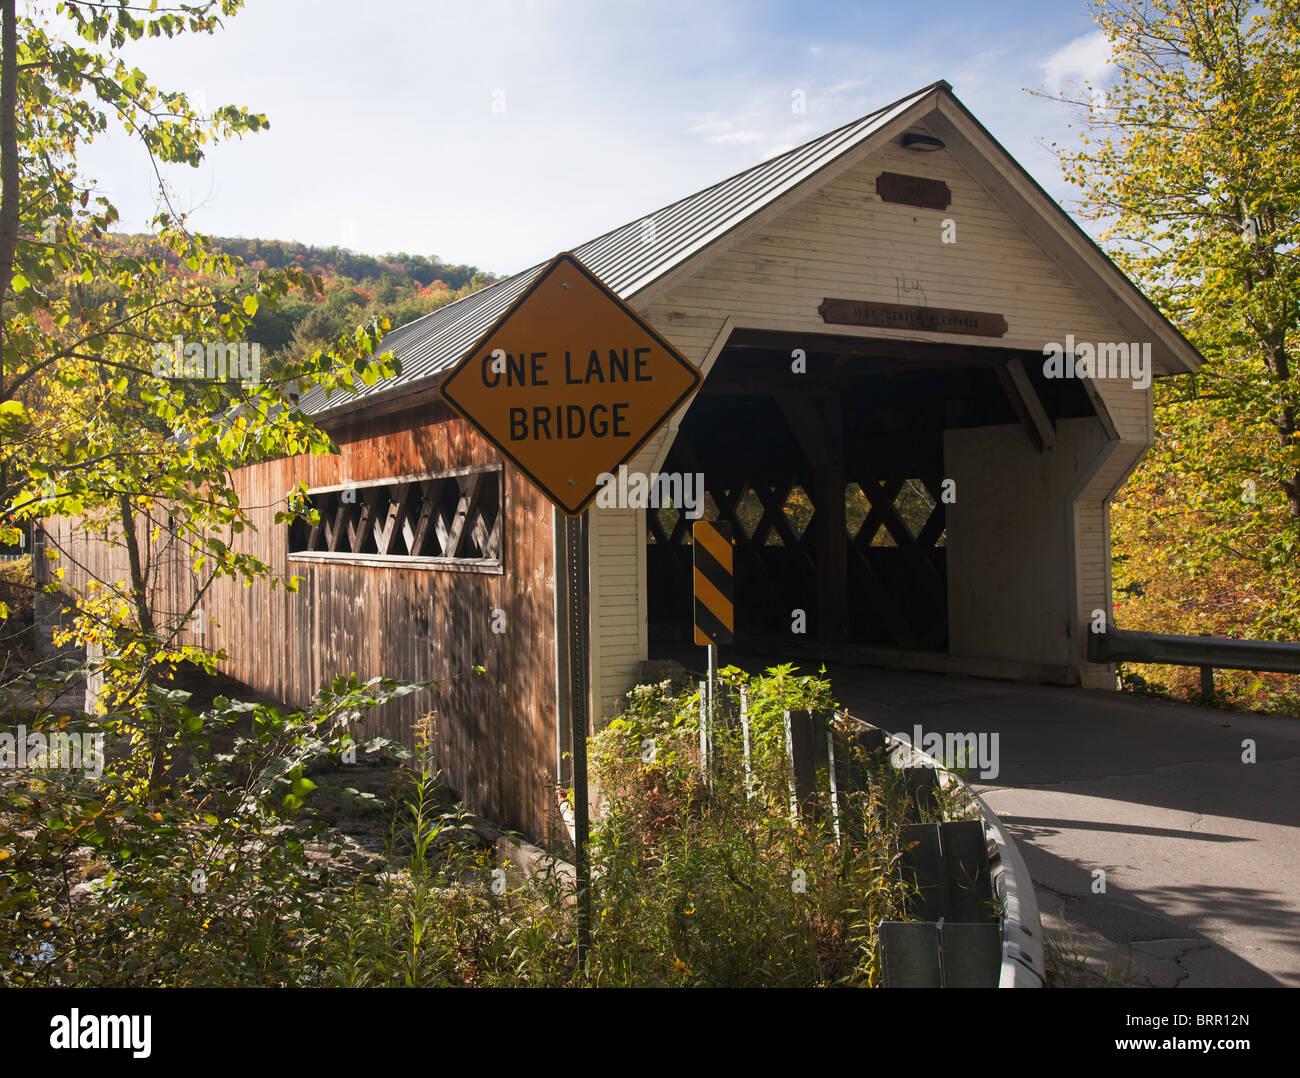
[439, 252, 702, 516]
[819, 297, 1007, 338]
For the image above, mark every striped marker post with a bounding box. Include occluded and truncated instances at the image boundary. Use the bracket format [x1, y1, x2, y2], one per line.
[693, 521, 733, 769]
[692, 520, 734, 647]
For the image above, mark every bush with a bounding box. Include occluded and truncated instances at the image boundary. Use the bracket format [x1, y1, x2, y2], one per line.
[311, 663, 966, 987]
[0, 670, 421, 986]
[4, 661, 975, 987]
[581, 665, 941, 985]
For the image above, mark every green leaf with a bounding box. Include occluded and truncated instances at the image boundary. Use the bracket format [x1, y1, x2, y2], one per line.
[0, 400, 30, 431]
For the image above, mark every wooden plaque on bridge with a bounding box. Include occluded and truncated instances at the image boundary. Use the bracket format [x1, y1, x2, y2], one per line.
[875, 171, 952, 211]
[818, 297, 1008, 338]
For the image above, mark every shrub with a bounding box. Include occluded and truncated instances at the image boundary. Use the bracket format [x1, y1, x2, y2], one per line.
[0, 670, 420, 986]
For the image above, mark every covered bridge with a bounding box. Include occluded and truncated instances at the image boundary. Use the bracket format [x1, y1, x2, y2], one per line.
[51, 81, 1203, 843]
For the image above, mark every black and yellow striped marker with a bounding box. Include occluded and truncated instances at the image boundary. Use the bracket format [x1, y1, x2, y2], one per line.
[693, 520, 734, 646]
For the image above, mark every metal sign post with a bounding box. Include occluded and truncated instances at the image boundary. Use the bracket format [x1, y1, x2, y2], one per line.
[563, 511, 592, 962]
[707, 641, 717, 773]
[697, 677, 715, 783]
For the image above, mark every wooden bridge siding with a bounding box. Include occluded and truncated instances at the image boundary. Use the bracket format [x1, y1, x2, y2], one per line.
[52, 402, 558, 841]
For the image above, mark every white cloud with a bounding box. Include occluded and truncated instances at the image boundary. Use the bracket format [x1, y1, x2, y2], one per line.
[689, 113, 762, 145]
[827, 76, 871, 95]
[1041, 30, 1114, 92]
[688, 117, 729, 134]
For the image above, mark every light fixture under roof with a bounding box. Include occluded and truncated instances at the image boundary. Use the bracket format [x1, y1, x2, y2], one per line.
[902, 132, 945, 152]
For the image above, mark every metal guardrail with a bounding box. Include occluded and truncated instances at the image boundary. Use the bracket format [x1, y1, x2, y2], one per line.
[869, 717, 1045, 989]
[781, 709, 1044, 987]
[1089, 627, 1300, 696]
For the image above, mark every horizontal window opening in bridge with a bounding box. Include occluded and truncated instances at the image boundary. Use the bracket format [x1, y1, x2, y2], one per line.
[287, 464, 503, 573]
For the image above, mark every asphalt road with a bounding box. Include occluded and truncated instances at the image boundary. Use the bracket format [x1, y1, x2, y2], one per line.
[818, 664, 1300, 987]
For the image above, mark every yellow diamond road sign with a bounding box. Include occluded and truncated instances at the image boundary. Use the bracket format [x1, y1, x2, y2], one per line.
[438, 252, 702, 516]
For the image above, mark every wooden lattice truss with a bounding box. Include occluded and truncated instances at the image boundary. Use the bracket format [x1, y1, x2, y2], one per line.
[649, 470, 947, 650]
[291, 465, 502, 562]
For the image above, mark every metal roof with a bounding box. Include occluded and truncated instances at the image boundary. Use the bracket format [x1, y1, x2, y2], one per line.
[300, 81, 945, 417]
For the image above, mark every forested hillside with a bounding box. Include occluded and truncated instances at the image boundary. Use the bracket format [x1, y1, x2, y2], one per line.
[114, 232, 497, 362]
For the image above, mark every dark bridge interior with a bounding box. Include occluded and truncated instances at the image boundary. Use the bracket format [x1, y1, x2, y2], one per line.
[646, 330, 1095, 655]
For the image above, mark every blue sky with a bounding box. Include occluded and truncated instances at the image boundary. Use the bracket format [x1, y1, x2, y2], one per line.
[78, 0, 1117, 276]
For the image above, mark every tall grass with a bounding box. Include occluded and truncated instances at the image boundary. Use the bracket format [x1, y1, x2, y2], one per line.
[312, 665, 957, 987]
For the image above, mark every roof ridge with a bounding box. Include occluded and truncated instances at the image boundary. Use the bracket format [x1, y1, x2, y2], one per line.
[387, 80, 948, 340]
[565, 80, 946, 263]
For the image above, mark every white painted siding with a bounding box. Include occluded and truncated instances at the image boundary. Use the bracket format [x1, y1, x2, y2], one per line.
[587, 121, 1158, 714]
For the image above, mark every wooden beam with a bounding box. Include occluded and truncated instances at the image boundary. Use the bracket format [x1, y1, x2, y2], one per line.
[711, 484, 747, 546]
[307, 493, 329, 551]
[813, 395, 849, 643]
[726, 328, 1010, 366]
[328, 499, 351, 552]
[852, 476, 903, 550]
[410, 479, 441, 556]
[846, 545, 917, 649]
[443, 472, 486, 561]
[376, 485, 412, 555]
[480, 476, 503, 559]
[350, 488, 380, 554]
[855, 470, 947, 613]
[996, 357, 1055, 452]
[646, 507, 670, 545]
[699, 379, 784, 397]
[776, 396, 829, 468]
[753, 482, 815, 570]
[302, 461, 499, 497]
[916, 474, 948, 551]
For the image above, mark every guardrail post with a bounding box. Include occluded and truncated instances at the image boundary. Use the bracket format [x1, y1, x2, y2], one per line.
[845, 711, 1043, 987]
[783, 709, 847, 841]
[1198, 633, 1214, 701]
[784, 709, 822, 823]
[739, 687, 754, 800]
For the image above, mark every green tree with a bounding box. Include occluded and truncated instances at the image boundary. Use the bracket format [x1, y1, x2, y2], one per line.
[0, 0, 396, 747]
[1046, 0, 1300, 638]
[0, 1, 421, 986]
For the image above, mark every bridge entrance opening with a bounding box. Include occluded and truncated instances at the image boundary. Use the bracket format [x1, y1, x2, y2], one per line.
[645, 330, 1096, 663]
